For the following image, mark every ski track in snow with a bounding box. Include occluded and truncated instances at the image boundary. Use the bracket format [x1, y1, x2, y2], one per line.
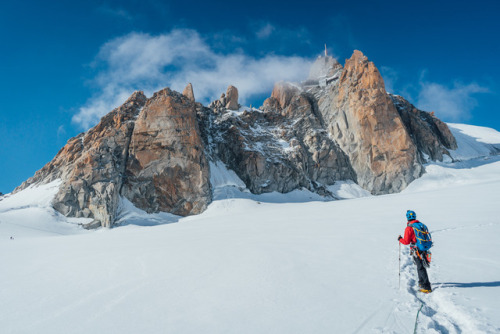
[431, 221, 499, 234]
[348, 214, 500, 333]
[386, 243, 498, 334]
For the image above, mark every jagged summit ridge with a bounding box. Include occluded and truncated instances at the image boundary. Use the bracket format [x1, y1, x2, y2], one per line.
[16, 50, 458, 228]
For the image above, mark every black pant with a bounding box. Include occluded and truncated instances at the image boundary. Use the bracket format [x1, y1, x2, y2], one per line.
[414, 254, 431, 290]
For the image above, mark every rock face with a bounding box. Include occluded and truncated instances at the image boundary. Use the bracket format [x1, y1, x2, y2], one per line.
[201, 88, 355, 195]
[122, 88, 210, 216]
[17, 91, 147, 227]
[315, 51, 422, 194]
[391, 94, 457, 161]
[16, 90, 210, 227]
[15, 49, 458, 227]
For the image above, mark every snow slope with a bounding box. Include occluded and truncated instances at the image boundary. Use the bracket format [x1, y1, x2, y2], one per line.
[1, 124, 500, 333]
[447, 123, 500, 160]
[0, 181, 90, 238]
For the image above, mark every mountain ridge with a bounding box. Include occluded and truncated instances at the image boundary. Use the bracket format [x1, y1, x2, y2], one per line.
[15, 50, 461, 228]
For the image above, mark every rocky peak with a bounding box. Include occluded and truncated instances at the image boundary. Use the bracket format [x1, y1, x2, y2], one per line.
[350, 50, 367, 62]
[207, 85, 240, 112]
[126, 90, 147, 104]
[123, 87, 210, 216]
[340, 50, 386, 92]
[316, 50, 422, 194]
[225, 85, 239, 110]
[17, 88, 210, 228]
[182, 83, 195, 102]
[340, 50, 384, 93]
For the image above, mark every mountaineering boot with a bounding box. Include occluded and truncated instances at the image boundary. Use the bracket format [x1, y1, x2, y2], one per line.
[419, 288, 432, 294]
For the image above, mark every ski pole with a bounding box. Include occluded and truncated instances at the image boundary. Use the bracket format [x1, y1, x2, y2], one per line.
[399, 242, 402, 288]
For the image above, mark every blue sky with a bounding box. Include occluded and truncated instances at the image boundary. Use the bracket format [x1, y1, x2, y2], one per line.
[1, 0, 499, 193]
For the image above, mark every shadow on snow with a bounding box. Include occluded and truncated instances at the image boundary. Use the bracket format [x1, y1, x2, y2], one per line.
[435, 281, 500, 289]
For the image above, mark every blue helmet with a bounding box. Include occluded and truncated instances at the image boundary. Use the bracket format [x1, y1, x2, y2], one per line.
[406, 210, 416, 220]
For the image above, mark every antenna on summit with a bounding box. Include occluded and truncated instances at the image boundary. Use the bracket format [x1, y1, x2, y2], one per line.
[324, 44, 328, 57]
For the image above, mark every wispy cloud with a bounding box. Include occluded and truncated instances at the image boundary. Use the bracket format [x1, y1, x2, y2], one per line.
[73, 29, 313, 129]
[380, 66, 488, 122]
[249, 21, 313, 54]
[255, 23, 275, 39]
[57, 125, 66, 138]
[97, 4, 133, 21]
[417, 80, 488, 122]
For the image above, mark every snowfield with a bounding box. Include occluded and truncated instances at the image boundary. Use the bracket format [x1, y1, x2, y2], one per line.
[1, 124, 500, 334]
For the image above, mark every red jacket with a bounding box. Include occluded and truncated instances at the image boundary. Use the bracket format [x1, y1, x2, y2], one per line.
[399, 219, 418, 245]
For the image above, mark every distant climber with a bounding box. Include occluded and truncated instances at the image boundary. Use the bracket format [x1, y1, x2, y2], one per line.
[398, 210, 433, 293]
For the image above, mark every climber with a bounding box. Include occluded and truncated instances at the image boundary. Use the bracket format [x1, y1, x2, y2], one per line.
[398, 210, 433, 293]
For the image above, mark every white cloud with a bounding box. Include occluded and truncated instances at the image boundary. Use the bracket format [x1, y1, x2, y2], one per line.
[255, 23, 275, 39]
[417, 81, 488, 122]
[379, 67, 488, 122]
[73, 29, 313, 129]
